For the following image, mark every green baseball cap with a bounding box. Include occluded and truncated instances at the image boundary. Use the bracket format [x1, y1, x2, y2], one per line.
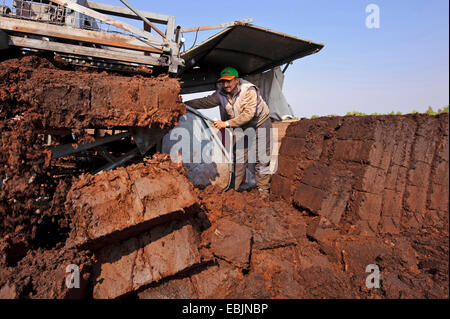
[218, 67, 239, 81]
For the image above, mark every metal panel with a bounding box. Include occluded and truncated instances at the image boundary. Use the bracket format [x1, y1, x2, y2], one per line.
[119, 0, 166, 39]
[180, 25, 324, 93]
[65, 0, 98, 30]
[165, 15, 175, 40]
[8, 35, 163, 65]
[0, 29, 8, 50]
[202, 48, 270, 73]
[87, 1, 172, 24]
[180, 19, 253, 33]
[180, 83, 216, 95]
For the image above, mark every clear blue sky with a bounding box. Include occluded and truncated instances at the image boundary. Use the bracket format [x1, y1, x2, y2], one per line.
[103, 0, 449, 118]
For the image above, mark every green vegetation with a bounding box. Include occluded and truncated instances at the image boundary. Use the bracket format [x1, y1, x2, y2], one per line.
[310, 114, 340, 118]
[309, 105, 449, 119]
[424, 105, 449, 115]
[345, 111, 369, 116]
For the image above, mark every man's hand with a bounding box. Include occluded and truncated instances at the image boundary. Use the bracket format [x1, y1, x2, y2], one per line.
[213, 120, 228, 129]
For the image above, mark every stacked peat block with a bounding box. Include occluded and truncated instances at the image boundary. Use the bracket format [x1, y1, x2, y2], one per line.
[271, 113, 449, 236]
[0, 55, 185, 130]
[65, 156, 203, 299]
[137, 188, 308, 299]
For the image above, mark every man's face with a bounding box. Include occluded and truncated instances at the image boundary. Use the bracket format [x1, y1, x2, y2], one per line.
[221, 77, 239, 94]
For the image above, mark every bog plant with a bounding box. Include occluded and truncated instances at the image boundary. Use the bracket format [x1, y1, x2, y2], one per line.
[309, 105, 449, 119]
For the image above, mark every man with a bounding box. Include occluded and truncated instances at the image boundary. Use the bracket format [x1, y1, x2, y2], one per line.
[184, 67, 272, 195]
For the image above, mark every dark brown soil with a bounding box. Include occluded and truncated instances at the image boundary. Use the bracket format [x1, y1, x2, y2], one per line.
[138, 185, 448, 299]
[0, 54, 184, 129]
[0, 53, 447, 299]
[0, 240, 93, 299]
[0, 53, 184, 297]
[66, 153, 198, 251]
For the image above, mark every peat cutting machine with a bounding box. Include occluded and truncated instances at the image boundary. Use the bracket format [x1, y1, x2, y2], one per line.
[0, 0, 324, 189]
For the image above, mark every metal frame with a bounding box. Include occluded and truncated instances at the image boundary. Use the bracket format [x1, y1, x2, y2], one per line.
[0, 0, 183, 73]
[180, 18, 253, 33]
[87, 1, 175, 36]
[8, 35, 163, 65]
[0, 28, 7, 49]
[48, 132, 131, 161]
[43, 127, 167, 175]
[179, 24, 324, 93]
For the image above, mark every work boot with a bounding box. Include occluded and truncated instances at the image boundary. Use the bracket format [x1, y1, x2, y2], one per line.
[258, 188, 269, 199]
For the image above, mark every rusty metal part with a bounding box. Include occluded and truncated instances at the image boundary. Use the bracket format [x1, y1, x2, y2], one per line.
[45, 132, 131, 162]
[94, 147, 140, 175]
[49, 0, 161, 44]
[0, 16, 163, 53]
[94, 145, 118, 163]
[131, 127, 167, 155]
[87, 1, 173, 25]
[54, 54, 154, 74]
[0, 0, 183, 72]
[180, 18, 253, 33]
[9, 35, 164, 65]
[119, 0, 166, 39]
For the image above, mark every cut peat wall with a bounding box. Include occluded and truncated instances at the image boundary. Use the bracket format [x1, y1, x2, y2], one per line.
[0, 54, 184, 248]
[272, 113, 449, 236]
[0, 54, 184, 129]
